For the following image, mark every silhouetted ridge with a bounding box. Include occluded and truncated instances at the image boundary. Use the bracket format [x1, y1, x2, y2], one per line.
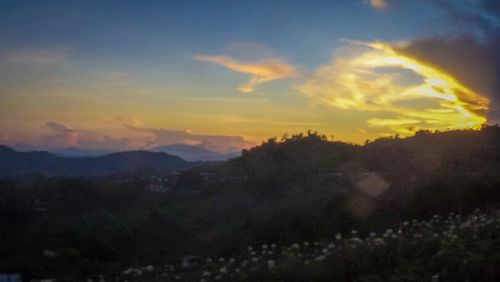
[0, 148, 189, 177]
[0, 145, 16, 154]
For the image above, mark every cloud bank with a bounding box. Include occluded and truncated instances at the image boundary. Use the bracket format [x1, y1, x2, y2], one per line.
[39, 122, 131, 151]
[195, 55, 298, 93]
[2, 120, 255, 154]
[123, 121, 256, 153]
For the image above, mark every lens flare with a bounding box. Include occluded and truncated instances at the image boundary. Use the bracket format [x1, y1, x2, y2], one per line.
[299, 41, 489, 135]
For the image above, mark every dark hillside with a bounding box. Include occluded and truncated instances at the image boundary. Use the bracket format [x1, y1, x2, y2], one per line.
[2, 127, 500, 280]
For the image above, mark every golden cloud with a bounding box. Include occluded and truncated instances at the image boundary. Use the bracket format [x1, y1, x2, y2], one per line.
[297, 40, 489, 135]
[370, 0, 387, 10]
[195, 55, 299, 93]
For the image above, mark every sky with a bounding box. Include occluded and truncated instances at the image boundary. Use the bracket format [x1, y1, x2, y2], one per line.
[0, 0, 499, 153]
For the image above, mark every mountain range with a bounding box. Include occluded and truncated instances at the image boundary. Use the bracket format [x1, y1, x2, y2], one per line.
[46, 144, 240, 161]
[49, 147, 115, 157]
[0, 145, 189, 177]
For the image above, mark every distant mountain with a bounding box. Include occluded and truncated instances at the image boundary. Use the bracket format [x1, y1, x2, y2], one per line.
[152, 143, 240, 161]
[0, 145, 16, 154]
[50, 147, 115, 157]
[0, 145, 189, 177]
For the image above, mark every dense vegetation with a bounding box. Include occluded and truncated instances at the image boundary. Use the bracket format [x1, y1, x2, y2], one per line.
[118, 209, 500, 281]
[1, 126, 500, 280]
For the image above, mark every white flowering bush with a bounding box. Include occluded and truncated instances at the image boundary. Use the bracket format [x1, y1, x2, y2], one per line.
[103, 209, 500, 281]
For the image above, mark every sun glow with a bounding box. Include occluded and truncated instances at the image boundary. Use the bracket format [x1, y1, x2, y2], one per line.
[299, 41, 489, 135]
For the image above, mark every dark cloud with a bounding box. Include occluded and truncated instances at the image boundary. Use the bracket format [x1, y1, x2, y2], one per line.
[482, 0, 500, 15]
[395, 36, 498, 103]
[394, 0, 500, 122]
[428, 0, 499, 36]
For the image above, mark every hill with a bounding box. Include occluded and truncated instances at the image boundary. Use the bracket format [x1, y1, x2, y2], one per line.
[0, 146, 190, 177]
[180, 127, 500, 255]
[50, 147, 115, 157]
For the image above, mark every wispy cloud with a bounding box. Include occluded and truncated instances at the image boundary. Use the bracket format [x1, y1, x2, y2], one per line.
[1, 47, 71, 66]
[195, 55, 299, 93]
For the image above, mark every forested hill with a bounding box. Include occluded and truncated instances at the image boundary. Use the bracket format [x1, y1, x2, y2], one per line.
[203, 126, 500, 227]
[224, 126, 500, 175]
[220, 126, 500, 180]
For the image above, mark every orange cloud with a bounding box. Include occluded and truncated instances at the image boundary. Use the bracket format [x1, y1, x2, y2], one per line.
[195, 55, 299, 93]
[370, 0, 387, 10]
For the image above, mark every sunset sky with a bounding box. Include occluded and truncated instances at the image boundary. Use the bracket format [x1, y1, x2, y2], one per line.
[0, 0, 499, 153]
